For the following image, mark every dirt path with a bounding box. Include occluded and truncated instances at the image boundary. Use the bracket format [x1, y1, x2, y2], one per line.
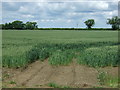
[7, 60, 99, 88]
[2, 60, 118, 88]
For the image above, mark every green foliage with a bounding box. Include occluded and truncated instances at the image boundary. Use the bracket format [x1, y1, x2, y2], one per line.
[93, 86, 103, 88]
[107, 16, 120, 30]
[3, 41, 118, 68]
[36, 28, 113, 30]
[3, 55, 28, 68]
[11, 20, 25, 30]
[26, 48, 39, 63]
[48, 82, 60, 88]
[48, 82, 71, 88]
[49, 50, 74, 65]
[26, 45, 50, 62]
[108, 77, 119, 87]
[25, 21, 38, 30]
[2, 30, 118, 68]
[2, 46, 31, 68]
[97, 71, 108, 85]
[84, 19, 95, 29]
[1, 21, 38, 30]
[38, 48, 49, 61]
[77, 45, 119, 67]
[97, 71, 119, 87]
[9, 81, 16, 84]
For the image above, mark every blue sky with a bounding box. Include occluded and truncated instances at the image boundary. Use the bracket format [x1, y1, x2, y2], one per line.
[2, 0, 119, 28]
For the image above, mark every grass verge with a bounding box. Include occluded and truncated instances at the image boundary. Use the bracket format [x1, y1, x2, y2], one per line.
[47, 82, 71, 88]
[97, 71, 119, 88]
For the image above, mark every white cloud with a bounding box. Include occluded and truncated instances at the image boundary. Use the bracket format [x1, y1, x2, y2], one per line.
[2, 0, 119, 2]
[19, 6, 29, 13]
[40, 19, 45, 22]
[2, 1, 118, 28]
[67, 19, 72, 23]
[103, 10, 118, 18]
[40, 19, 56, 22]
[90, 1, 109, 10]
[22, 15, 34, 18]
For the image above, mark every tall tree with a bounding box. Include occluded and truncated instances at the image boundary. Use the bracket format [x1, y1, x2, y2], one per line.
[12, 20, 24, 30]
[25, 22, 38, 30]
[1, 21, 38, 30]
[4, 23, 10, 29]
[84, 19, 95, 29]
[8, 23, 13, 29]
[0, 24, 3, 29]
[107, 16, 120, 30]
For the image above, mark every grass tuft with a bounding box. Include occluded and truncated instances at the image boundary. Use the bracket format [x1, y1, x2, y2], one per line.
[97, 71, 119, 88]
[47, 82, 71, 88]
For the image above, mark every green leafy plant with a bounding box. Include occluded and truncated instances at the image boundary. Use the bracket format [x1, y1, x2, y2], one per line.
[26, 48, 39, 63]
[77, 45, 119, 67]
[97, 71, 119, 87]
[9, 81, 16, 84]
[49, 50, 74, 65]
[97, 71, 108, 85]
[48, 82, 71, 88]
[2, 30, 119, 68]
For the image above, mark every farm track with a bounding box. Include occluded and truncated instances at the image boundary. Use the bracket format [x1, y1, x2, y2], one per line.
[9, 59, 100, 88]
[69, 59, 76, 86]
[12, 60, 47, 86]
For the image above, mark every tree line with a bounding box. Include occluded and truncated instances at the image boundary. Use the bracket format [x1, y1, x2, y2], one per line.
[0, 16, 120, 30]
[84, 16, 120, 30]
[0, 21, 38, 30]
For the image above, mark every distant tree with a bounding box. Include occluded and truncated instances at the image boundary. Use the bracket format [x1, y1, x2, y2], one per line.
[2, 24, 6, 29]
[4, 23, 10, 29]
[1, 21, 38, 30]
[84, 19, 95, 29]
[11, 20, 24, 30]
[32, 22, 38, 29]
[25, 22, 38, 30]
[0, 23, 13, 29]
[8, 23, 13, 29]
[0, 24, 3, 29]
[107, 16, 120, 30]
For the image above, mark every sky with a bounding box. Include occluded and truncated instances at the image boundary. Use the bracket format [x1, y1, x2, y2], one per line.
[1, 0, 119, 28]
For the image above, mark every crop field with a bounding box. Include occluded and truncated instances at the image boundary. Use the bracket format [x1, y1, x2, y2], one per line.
[2, 30, 119, 88]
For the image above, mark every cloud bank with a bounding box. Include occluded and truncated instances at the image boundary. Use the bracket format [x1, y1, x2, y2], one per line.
[2, 0, 118, 28]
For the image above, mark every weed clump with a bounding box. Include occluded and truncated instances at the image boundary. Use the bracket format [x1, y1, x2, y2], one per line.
[97, 71, 119, 87]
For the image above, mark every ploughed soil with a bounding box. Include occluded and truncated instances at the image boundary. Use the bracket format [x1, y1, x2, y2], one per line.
[2, 60, 118, 88]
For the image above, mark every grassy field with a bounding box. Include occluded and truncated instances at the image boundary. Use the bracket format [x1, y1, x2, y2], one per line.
[2, 30, 119, 88]
[2, 30, 119, 68]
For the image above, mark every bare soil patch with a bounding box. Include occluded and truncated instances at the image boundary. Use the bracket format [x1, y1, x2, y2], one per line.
[2, 60, 118, 88]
